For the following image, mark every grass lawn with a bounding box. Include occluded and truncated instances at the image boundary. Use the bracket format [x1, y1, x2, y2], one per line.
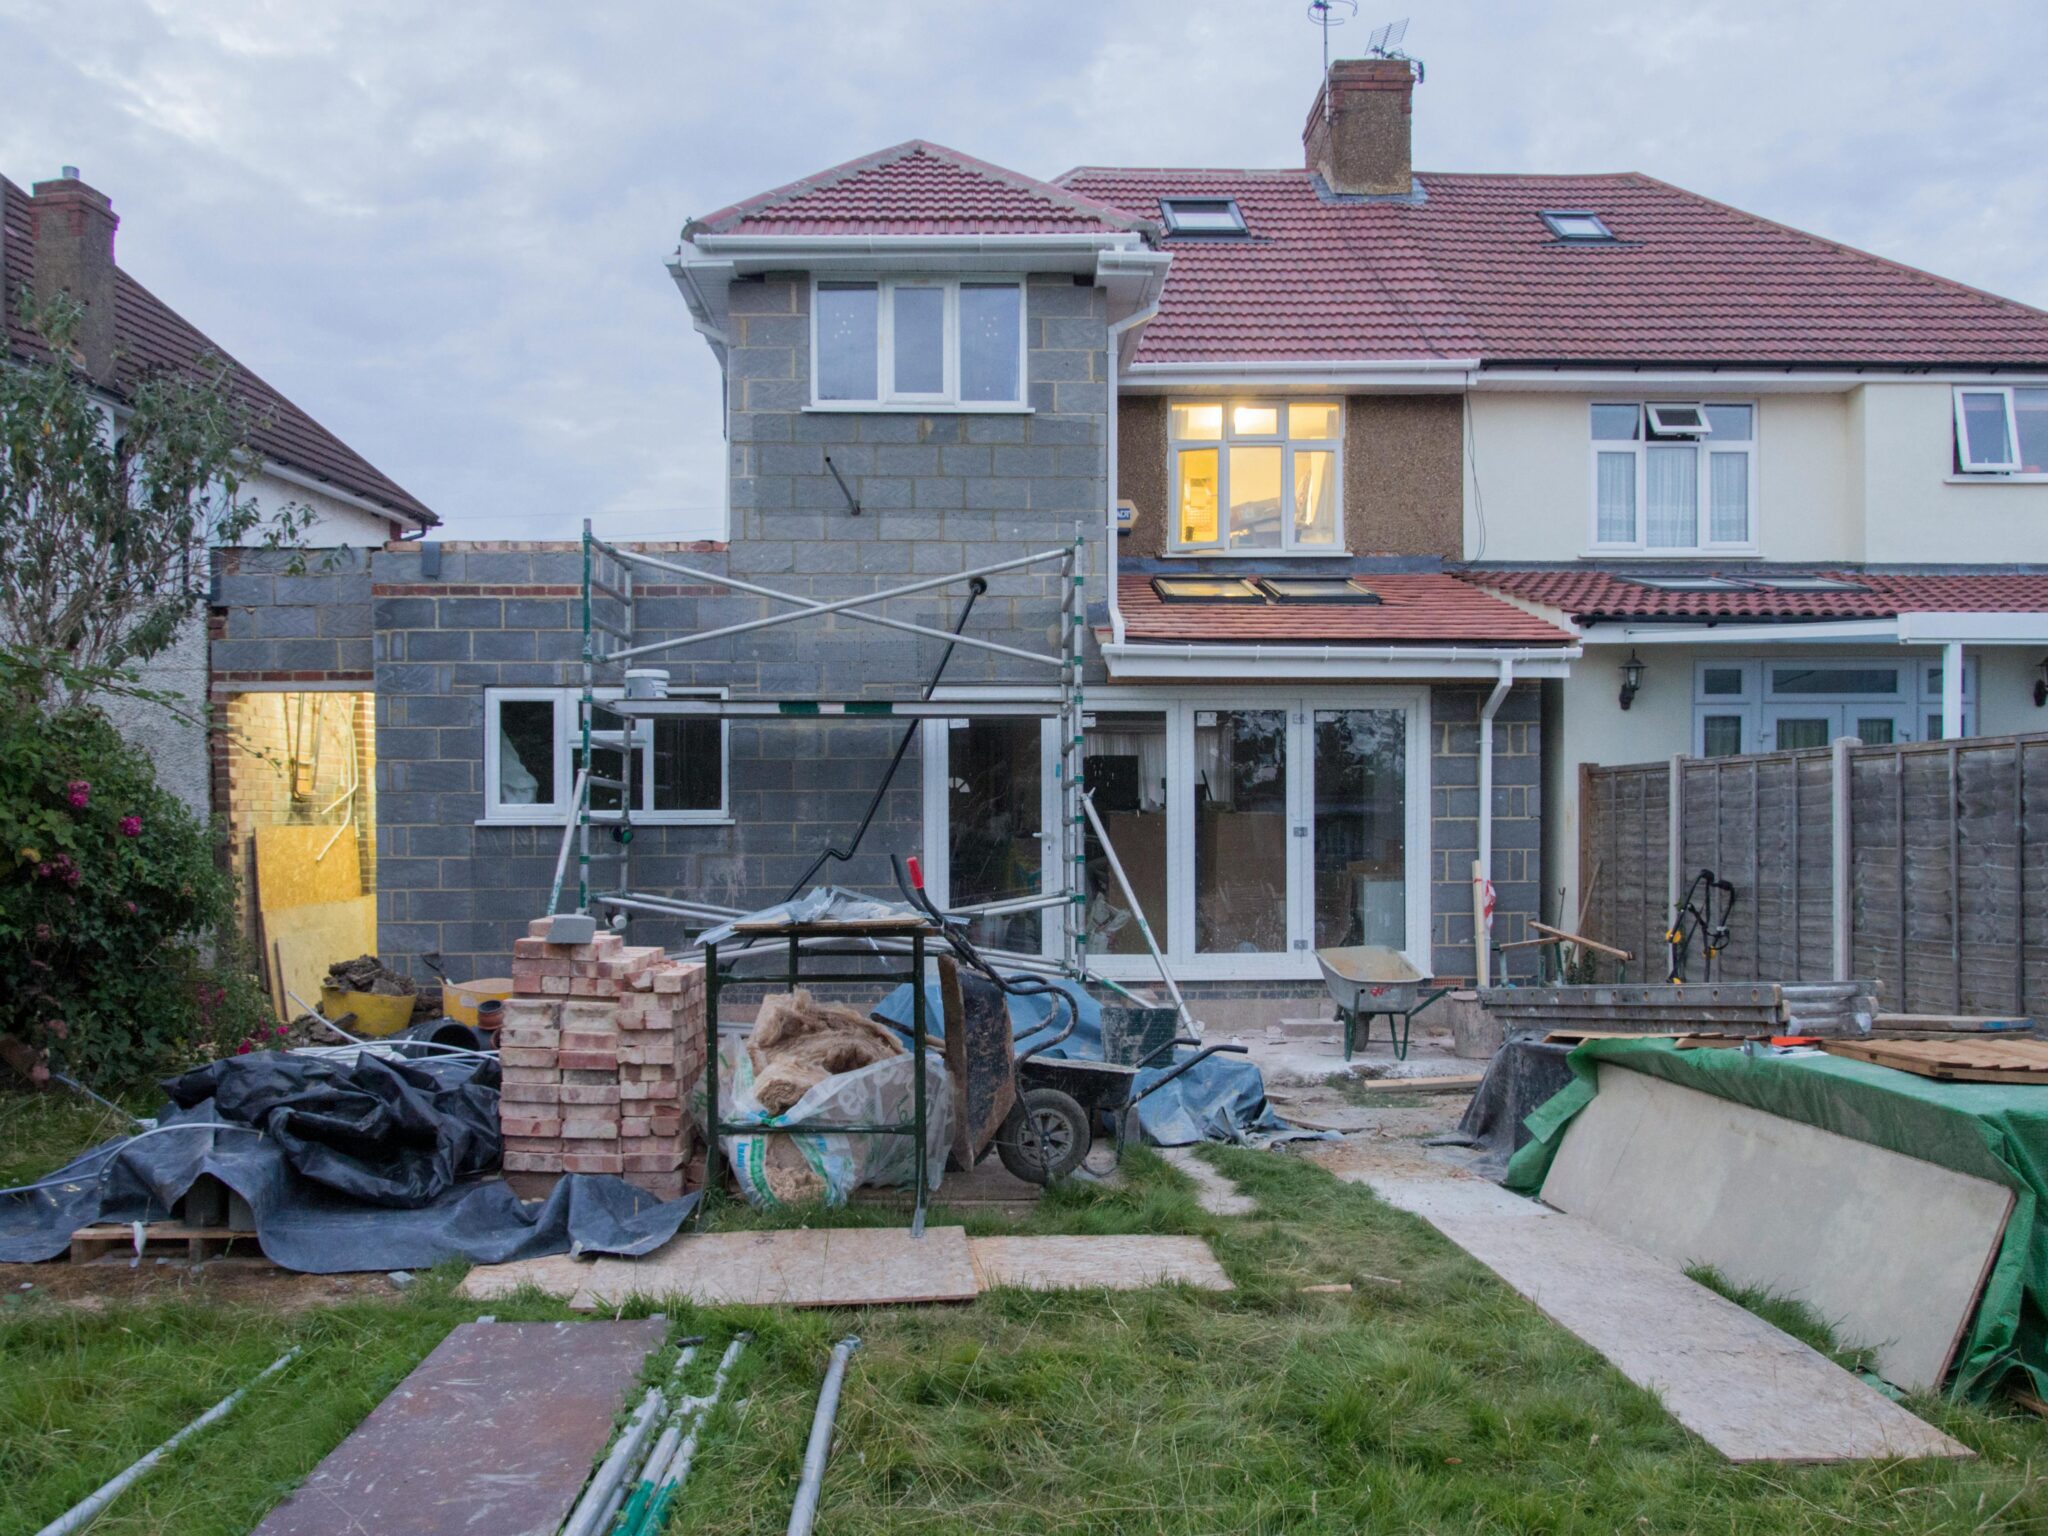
[4, 1095, 2048, 1533]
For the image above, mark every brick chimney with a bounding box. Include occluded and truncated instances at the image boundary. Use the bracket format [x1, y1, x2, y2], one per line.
[1303, 58, 1417, 197]
[29, 168, 120, 384]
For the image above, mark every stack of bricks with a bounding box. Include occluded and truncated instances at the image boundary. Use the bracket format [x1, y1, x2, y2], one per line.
[497, 920, 708, 1201]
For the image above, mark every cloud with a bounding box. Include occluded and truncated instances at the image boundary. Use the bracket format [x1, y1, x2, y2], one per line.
[4, 0, 2044, 540]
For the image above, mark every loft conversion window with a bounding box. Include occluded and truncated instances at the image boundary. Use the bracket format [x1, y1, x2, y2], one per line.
[1152, 577, 1263, 602]
[1590, 402, 1757, 554]
[1746, 576, 1868, 592]
[811, 277, 1025, 408]
[1622, 576, 1752, 592]
[1541, 210, 1615, 241]
[1953, 386, 2048, 474]
[1169, 400, 1343, 553]
[1160, 198, 1247, 236]
[1258, 577, 1380, 604]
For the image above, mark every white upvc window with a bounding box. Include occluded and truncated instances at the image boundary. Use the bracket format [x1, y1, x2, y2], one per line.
[1167, 400, 1344, 553]
[1953, 386, 2048, 475]
[1690, 657, 1974, 757]
[1589, 402, 1758, 554]
[483, 688, 729, 824]
[810, 276, 1026, 408]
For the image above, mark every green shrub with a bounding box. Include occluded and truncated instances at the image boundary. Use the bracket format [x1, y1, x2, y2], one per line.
[0, 706, 270, 1087]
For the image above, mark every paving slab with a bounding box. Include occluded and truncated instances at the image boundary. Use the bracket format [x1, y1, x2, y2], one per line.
[250, 1319, 667, 1535]
[1160, 1148, 1256, 1215]
[1353, 1169, 1970, 1463]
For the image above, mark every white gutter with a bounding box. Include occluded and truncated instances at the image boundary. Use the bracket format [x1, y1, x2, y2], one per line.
[689, 233, 1148, 255]
[1123, 358, 1479, 392]
[667, 255, 732, 350]
[1606, 618, 1900, 646]
[1896, 611, 2048, 644]
[1475, 367, 2048, 390]
[1103, 296, 1165, 649]
[260, 460, 426, 535]
[1102, 640, 1578, 681]
[1474, 658, 1514, 988]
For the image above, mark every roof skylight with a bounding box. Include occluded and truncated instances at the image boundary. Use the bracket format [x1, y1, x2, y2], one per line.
[1257, 577, 1381, 605]
[1540, 210, 1615, 242]
[1160, 198, 1248, 236]
[1152, 576, 1262, 603]
[1621, 576, 1753, 593]
[1745, 577, 1869, 593]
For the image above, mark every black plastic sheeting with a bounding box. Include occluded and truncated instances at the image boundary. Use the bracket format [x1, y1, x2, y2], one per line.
[1431, 1040, 1577, 1179]
[0, 1051, 696, 1273]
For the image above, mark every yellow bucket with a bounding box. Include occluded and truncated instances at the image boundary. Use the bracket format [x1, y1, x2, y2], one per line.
[319, 985, 416, 1038]
[444, 977, 513, 1029]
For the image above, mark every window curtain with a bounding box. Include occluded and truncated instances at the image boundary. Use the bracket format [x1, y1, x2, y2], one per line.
[1596, 452, 1637, 542]
[1089, 727, 1170, 812]
[1645, 445, 1698, 547]
[1708, 451, 1749, 543]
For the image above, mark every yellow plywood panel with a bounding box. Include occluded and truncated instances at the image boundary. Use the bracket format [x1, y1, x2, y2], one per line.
[254, 823, 362, 914]
[264, 896, 377, 1016]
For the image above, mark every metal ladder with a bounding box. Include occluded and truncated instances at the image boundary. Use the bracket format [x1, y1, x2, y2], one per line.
[572, 522, 637, 916]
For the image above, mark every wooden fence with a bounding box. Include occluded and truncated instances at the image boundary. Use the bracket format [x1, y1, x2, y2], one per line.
[1579, 732, 2048, 1018]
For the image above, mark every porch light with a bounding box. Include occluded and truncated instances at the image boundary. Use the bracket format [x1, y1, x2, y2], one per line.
[1619, 650, 1646, 711]
[2035, 656, 2048, 709]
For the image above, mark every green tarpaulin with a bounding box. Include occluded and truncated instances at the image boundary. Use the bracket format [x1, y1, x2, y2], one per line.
[1503, 1037, 2048, 1401]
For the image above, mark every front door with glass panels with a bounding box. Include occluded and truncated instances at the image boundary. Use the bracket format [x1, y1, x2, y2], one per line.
[1761, 703, 1912, 752]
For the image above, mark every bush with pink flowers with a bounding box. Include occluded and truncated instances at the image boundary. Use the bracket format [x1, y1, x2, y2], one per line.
[1, 706, 270, 1085]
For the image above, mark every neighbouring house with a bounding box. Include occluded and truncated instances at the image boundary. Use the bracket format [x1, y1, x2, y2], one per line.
[2, 168, 436, 966]
[206, 55, 2048, 1023]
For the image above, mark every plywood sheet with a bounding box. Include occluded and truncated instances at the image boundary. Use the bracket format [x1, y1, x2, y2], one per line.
[264, 896, 377, 1016]
[1360, 1169, 1969, 1463]
[968, 1234, 1233, 1293]
[462, 1225, 980, 1309]
[1541, 1063, 2013, 1393]
[250, 1320, 666, 1536]
[254, 822, 361, 914]
[1823, 1036, 2048, 1083]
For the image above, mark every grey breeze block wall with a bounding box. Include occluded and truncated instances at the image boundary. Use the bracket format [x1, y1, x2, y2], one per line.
[1430, 681, 1541, 982]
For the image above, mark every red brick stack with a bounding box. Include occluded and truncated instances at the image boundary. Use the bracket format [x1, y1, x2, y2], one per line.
[498, 920, 707, 1201]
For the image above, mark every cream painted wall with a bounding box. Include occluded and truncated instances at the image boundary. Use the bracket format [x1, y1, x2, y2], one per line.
[1463, 391, 1857, 562]
[1857, 383, 2048, 563]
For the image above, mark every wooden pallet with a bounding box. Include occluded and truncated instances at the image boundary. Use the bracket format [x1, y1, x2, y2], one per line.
[1821, 1037, 2048, 1084]
[69, 1222, 261, 1264]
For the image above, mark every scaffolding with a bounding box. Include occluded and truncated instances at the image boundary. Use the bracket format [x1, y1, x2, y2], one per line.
[544, 520, 1193, 1018]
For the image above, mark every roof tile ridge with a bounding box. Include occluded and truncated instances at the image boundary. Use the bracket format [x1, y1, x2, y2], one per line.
[687, 140, 935, 236]
[903, 142, 1155, 232]
[1623, 170, 2048, 326]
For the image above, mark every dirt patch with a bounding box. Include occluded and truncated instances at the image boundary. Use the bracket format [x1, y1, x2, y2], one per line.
[0, 1256, 406, 1312]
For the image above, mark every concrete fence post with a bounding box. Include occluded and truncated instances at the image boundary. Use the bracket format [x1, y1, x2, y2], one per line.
[1830, 735, 1854, 982]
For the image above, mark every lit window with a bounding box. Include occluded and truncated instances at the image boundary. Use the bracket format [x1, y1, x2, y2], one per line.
[1169, 399, 1343, 552]
[1541, 210, 1614, 241]
[810, 277, 1025, 407]
[483, 689, 727, 823]
[1953, 386, 2048, 474]
[1258, 577, 1379, 604]
[1590, 402, 1756, 552]
[1160, 198, 1247, 236]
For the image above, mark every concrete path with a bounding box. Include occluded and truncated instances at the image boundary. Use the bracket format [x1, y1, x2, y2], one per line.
[1160, 1147, 1256, 1215]
[1350, 1167, 1969, 1463]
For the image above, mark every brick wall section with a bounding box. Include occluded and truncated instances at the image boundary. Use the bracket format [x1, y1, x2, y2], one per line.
[1430, 681, 1541, 981]
[498, 921, 707, 1200]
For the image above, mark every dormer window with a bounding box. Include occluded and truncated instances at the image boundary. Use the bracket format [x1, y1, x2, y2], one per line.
[1160, 198, 1248, 236]
[811, 277, 1025, 409]
[1541, 210, 1614, 242]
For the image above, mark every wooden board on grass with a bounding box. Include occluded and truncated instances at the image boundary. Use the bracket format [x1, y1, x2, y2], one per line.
[1822, 1036, 2048, 1083]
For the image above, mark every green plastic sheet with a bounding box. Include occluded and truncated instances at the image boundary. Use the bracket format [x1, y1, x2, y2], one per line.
[1503, 1037, 2048, 1401]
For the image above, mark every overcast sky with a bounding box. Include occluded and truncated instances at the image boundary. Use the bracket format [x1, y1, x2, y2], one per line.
[6, 1, 2045, 541]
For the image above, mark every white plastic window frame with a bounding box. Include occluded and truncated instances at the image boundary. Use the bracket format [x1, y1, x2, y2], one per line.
[1541, 210, 1614, 241]
[1949, 385, 2048, 475]
[1687, 656, 1976, 755]
[1160, 197, 1248, 236]
[1166, 399, 1346, 555]
[1587, 401, 1759, 556]
[807, 276, 1026, 409]
[481, 687, 731, 825]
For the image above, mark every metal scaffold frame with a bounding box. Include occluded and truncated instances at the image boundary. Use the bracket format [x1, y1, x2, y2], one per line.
[545, 519, 1192, 1024]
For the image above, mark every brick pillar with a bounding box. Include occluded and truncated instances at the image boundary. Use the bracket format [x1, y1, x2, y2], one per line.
[499, 921, 706, 1201]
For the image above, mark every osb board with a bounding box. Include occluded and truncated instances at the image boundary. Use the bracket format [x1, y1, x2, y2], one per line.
[1540, 1063, 2013, 1394]
[941, 960, 1016, 1170]
[250, 1320, 666, 1536]
[1361, 1169, 1969, 1463]
[969, 1235, 1233, 1293]
[462, 1225, 979, 1309]
[254, 823, 362, 914]
[1823, 1037, 2048, 1083]
[264, 896, 376, 1017]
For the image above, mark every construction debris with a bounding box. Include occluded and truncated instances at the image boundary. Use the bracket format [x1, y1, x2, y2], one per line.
[748, 991, 903, 1115]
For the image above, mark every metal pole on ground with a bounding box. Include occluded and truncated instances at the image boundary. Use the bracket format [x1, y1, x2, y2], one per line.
[786, 1336, 862, 1536]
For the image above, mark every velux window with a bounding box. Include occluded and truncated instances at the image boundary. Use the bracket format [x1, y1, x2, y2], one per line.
[1170, 401, 1342, 552]
[1590, 402, 1756, 552]
[484, 688, 727, 823]
[1159, 198, 1247, 236]
[812, 277, 1025, 407]
[1954, 386, 2048, 474]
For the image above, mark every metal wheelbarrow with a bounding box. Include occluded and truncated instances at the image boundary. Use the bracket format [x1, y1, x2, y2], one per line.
[1314, 945, 1450, 1062]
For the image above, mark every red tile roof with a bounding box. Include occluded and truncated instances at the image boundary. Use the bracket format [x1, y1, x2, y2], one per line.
[1467, 568, 2048, 622]
[689, 142, 1155, 239]
[1057, 167, 2048, 367]
[3, 176, 435, 527]
[1116, 571, 1575, 646]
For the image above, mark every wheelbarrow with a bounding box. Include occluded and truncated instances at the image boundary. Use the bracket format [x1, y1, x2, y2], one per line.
[1314, 945, 1450, 1062]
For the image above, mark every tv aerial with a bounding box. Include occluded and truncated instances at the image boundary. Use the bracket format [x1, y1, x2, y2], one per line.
[1366, 16, 1409, 58]
[1306, 0, 1357, 75]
